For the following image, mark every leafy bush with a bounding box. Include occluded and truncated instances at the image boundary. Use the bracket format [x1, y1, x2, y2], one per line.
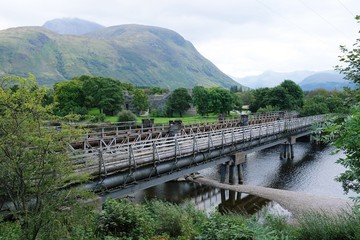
[89, 113, 106, 122]
[0, 220, 21, 239]
[144, 200, 202, 239]
[95, 198, 154, 239]
[117, 110, 137, 122]
[149, 108, 166, 117]
[197, 212, 254, 240]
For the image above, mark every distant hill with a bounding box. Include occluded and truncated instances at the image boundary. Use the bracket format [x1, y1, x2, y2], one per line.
[43, 18, 104, 35]
[0, 21, 241, 89]
[299, 71, 354, 91]
[233, 70, 315, 88]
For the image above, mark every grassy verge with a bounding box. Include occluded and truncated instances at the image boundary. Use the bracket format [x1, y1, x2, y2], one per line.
[2, 198, 359, 239]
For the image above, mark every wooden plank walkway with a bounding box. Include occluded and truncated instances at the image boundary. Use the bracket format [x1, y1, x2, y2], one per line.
[70, 115, 324, 177]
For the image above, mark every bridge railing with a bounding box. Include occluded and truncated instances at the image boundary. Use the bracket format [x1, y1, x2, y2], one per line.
[75, 111, 300, 142]
[70, 115, 324, 176]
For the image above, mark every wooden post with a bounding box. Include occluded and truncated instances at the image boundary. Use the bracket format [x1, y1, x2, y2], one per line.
[237, 164, 244, 184]
[220, 164, 227, 183]
[229, 165, 236, 185]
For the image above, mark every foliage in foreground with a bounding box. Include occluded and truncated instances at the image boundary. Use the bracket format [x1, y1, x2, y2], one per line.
[1, 198, 360, 240]
[0, 75, 96, 239]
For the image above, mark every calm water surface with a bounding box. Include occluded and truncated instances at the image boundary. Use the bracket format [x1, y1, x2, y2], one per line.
[131, 142, 356, 213]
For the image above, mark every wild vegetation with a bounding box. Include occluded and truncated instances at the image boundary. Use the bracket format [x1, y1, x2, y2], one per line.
[0, 75, 94, 239]
[1, 197, 360, 239]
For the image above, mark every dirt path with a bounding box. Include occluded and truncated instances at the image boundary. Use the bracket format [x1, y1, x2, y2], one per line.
[191, 177, 354, 217]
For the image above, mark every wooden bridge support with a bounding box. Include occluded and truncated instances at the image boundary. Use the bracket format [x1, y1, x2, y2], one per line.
[280, 137, 296, 160]
[280, 144, 291, 160]
[219, 152, 246, 185]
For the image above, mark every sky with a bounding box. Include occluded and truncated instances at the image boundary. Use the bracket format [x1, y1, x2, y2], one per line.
[0, 0, 359, 78]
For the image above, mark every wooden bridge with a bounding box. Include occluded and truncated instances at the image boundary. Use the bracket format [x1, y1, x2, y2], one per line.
[70, 114, 324, 199]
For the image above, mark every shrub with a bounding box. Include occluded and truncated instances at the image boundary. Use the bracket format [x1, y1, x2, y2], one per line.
[0, 220, 21, 239]
[197, 212, 254, 240]
[144, 200, 200, 239]
[117, 110, 137, 122]
[95, 198, 154, 239]
[89, 113, 106, 122]
[149, 108, 166, 117]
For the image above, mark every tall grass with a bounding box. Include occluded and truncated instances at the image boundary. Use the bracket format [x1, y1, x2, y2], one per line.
[294, 209, 360, 240]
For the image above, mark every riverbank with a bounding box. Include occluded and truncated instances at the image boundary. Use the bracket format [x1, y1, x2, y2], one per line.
[190, 176, 355, 218]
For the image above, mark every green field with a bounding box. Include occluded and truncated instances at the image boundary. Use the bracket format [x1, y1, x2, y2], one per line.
[105, 113, 242, 125]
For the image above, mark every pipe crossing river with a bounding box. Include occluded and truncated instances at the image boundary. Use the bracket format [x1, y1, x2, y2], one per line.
[191, 177, 354, 218]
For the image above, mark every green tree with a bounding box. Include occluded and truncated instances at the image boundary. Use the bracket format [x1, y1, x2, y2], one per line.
[0, 75, 92, 239]
[249, 88, 271, 112]
[325, 16, 360, 201]
[279, 79, 304, 110]
[192, 86, 210, 116]
[301, 97, 330, 116]
[53, 79, 85, 116]
[166, 88, 192, 117]
[235, 91, 255, 107]
[78, 75, 124, 115]
[267, 86, 290, 110]
[208, 87, 234, 114]
[301, 89, 349, 116]
[249, 80, 303, 112]
[132, 89, 150, 115]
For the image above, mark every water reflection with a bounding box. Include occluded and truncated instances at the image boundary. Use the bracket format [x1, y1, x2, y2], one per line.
[131, 142, 356, 213]
[133, 182, 273, 214]
[218, 190, 271, 215]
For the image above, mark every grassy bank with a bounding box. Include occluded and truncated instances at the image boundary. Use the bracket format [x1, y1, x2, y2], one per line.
[1, 198, 359, 239]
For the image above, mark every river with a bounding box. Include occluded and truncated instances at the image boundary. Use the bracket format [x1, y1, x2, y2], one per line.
[131, 141, 357, 214]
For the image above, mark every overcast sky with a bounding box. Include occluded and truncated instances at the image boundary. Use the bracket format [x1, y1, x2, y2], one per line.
[0, 0, 359, 77]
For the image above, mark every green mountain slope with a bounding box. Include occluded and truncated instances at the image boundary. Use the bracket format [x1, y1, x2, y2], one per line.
[0, 24, 240, 89]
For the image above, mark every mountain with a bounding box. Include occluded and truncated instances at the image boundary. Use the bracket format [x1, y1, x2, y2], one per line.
[298, 71, 353, 91]
[0, 22, 241, 89]
[233, 70, 315, 89]
[43, 18, 105, 35]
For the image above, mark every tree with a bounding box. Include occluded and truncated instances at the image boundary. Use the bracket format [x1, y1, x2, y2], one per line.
[301, 97, 330, 116]
[267, 86, 290, 110]
[132, 89, 150, 115]
[0, 75, 92, 239]
[78, 75, 124, 115]
[235, 91, 255, 107]
[249, 80, 303, 112]
[325, 16, 360, 201]
[53, 79, 85, 116]
[301, 89, 350, 116]
[249, 88, 271, 112]
[208, 87, 234, 114]
[166, 88, 192, 117]
[279, 80, 304, 110]
[192, 86, 210, 116]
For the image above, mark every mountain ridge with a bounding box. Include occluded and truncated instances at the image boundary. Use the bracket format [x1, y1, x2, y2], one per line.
[0, 20, 242, 89]
[233, 70, 354, 91]
[43, 18, 105, 35]
[233, 70, 315, 88]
